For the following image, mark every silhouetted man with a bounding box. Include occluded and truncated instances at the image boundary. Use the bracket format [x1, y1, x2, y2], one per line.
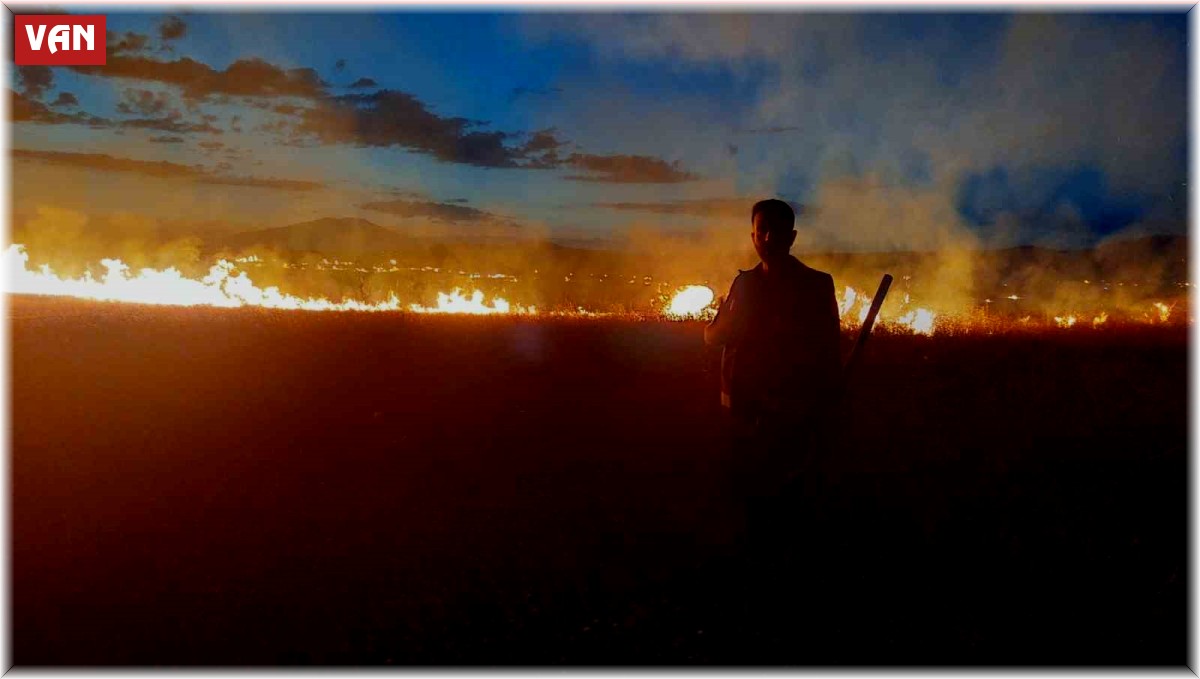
[705, 199, 841, 492]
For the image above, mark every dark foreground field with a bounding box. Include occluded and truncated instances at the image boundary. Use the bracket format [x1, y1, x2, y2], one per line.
[11, 295, 1187, 665]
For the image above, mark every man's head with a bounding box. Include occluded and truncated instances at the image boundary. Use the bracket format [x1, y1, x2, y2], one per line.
[750, 198, 796, 265]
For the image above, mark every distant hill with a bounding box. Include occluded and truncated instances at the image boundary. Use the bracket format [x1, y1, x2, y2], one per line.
[204, 216, 647, 277]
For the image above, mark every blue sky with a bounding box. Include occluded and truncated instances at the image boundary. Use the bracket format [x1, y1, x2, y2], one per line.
[10, 10, 1189, 249]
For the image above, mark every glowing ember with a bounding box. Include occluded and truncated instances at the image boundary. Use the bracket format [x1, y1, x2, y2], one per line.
[1055, 315, 1077, 328]
[1153, 302, 1171, 323]
[1092, 312, 1108, 328]
[666, 285, 715, 318]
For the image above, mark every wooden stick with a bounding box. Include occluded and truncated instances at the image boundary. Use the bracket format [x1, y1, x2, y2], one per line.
[842, 273, 893, 387]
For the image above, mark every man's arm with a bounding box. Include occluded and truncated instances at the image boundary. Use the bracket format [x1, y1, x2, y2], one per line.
[704, 276, 743, 346]
[822, 273, 843, 376]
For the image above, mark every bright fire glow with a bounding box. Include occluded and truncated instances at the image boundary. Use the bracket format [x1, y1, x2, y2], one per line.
[409, 289, 533, 315]
[3, 244, 530, 315]
[666, 285, 715, 318]
[840, 285, 937, 335]
[1055, 315, 1077, 328]
[3, 244, 405, 311]
[896, 309, 936, 335]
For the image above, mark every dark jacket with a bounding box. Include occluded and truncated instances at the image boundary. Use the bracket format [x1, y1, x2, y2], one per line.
[704, 256, 841, 422]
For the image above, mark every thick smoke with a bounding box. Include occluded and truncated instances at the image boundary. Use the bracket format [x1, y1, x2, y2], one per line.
[11, 206, 205, 278]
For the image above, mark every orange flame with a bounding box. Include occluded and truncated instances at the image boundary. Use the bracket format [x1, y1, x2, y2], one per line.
[1055, 315, 1077, 328]
[409, 289, 534, 315]
[3, 244, 405, 311]
[839, 285, 937, 336]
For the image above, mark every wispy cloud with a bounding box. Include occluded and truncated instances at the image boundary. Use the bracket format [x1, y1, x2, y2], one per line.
[13, 148, 324, 191]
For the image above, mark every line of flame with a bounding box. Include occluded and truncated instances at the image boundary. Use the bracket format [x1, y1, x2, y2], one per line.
[3, 245, 1186, 329]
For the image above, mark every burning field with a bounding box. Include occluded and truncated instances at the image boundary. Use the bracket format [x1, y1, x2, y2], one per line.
[2, 238, 1190, 335]
[11, 281, 1186, 664]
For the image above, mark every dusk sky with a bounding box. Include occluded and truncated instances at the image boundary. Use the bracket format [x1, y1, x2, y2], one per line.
[10, 10, 1189, 251]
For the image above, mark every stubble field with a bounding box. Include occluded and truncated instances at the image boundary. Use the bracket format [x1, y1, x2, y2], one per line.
[10, 294, 1187, 665]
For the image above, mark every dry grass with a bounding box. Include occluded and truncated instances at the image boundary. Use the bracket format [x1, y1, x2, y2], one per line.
[11, 294, 1187, 665]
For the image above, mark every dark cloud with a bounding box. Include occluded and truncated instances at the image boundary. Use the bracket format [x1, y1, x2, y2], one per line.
[285, 92, 697, 179]
[118, 116, 222, 135]
[116, 88, 171, 116]
[13, 148, 324, 191]
[17, 66, 54, 100]
[198, 140, 225, 151]
[108, 30, 151, 55]
[69, 56, 327, 101]
[349, 77, 378, 89]
[11, 90, 105, 126]
[514, 129, 567, 169]
[230, 115, 242, 132]
[159, 15, 187, 43]
[50, 92, 79, 108]
[149, 135, 185, 143]
[563, 153, 700, 183]
[335, 59, 347, 72]
[521, 128, 565, 154]
[11, 87, 218, 136]
[296, 89, 521, 168]
[62, 48, 697, 181]
[359, 199, 498, 223]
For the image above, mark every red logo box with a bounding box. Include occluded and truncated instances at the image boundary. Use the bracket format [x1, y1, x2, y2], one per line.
[15, 15, 106, 66]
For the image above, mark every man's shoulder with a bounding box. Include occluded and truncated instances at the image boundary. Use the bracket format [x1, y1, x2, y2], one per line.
[791, 258, 834, 286]
[732, 263, 764, 289]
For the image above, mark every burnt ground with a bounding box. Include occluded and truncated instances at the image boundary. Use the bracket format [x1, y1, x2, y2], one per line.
[10, 294, 1188, 665]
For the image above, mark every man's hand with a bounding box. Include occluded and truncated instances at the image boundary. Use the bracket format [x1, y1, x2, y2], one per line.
[704, 279, 743, 346]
